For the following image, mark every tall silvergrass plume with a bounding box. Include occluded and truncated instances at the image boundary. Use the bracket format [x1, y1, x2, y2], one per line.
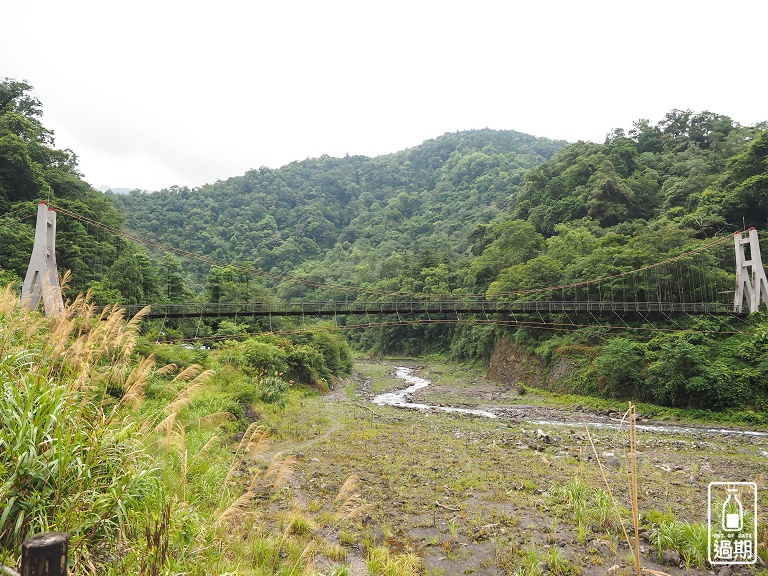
[0, 287, 153, 568]
[155, 362, 178, 376]
[263, 452, 295, 489]
[333, 475, 370, 522]
[214, 489, 265, 527]
[138, 364, 214, 436]
[222, 424, 270, 488]
[584, 402, 673, 576]
[583, 403, 637, 575]
[216, 452, 294, 529]
[163, 367, 214, 416]
[193, 411, 237, 428]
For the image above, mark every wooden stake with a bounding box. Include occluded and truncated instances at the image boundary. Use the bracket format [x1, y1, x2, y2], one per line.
[20, 533, 68, 576]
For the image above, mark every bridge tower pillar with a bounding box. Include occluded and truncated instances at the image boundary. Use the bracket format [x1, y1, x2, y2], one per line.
[733, 228, 768, 314]
[21, 202, 64, 317]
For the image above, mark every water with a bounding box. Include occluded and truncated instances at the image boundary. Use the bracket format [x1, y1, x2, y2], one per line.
[373, 366, 768, 438]
[525, 418, 768, 437]
[372, 366, 497, 418]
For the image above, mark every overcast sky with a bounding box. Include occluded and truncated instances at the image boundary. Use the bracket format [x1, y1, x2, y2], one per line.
[2, 1, 766, 192]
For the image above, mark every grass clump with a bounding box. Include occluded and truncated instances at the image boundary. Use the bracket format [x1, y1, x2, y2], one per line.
[0, 286, 357, 575]
[0, 288, 153, 565]
[649, 520, 708, 569]
[366, 545, 422, 576]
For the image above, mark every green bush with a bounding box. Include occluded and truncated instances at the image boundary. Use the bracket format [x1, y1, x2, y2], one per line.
[258, 375, 291, 409]
[220, 339, 288, 375]
[286, 344, 326, 385]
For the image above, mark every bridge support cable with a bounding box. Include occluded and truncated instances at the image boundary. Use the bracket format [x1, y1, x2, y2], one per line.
[588, 310, 605, 329]
[194, 307, 204, 340]
[613, 311, 631, 330]
[661, 311, 686, 332]
[156, 311, 167, 344]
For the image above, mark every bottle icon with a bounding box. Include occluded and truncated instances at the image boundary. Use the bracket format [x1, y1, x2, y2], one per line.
[722, 486, 743, 532]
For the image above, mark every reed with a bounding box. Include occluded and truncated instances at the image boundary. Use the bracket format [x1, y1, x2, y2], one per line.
[0, 289, 153, 567]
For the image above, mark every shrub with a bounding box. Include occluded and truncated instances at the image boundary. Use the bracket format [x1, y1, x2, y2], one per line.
[220, 339, 288, 375]
[258, 374, 291, 409]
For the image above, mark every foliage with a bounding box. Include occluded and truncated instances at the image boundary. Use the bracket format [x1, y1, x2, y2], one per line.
[649, 520, 708, 569]
[0, 286, 153, 564]
[366, 546, 422, 576]
[593, 337, 645, 397]
[0, 284, 374, 575]
[258, 374, 291, 409]
[0, 78, 171, 303]
[5, 77, 768, 412]
[112, 129, 565, 298]
[219, 332, 352, 389]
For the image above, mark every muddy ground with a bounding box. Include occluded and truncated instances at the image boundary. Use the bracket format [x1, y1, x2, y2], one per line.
[260, 359, 768, 576]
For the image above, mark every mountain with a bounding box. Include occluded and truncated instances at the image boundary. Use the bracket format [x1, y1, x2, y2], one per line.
[111, 129, 567, 293]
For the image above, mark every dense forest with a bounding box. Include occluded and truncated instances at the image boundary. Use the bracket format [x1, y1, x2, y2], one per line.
[3, 77, 768, 412]
[112, 129, 566, 294]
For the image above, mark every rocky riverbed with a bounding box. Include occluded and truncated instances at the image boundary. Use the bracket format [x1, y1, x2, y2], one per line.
[259, 358, 768, 576]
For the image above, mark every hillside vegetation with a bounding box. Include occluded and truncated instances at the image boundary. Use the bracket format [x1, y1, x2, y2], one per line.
[3, 78, 768, 412]
[112, 129, 565, 292]
[113, 109, 768, 413]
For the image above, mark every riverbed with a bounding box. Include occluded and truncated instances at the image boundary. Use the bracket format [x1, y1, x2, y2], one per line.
[371, 363, 768, 438]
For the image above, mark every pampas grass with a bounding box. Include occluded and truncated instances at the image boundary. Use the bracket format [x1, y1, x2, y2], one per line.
[0, 288, 154, 567]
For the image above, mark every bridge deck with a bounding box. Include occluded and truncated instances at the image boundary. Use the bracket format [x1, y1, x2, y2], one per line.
[120, 300, 744, 319]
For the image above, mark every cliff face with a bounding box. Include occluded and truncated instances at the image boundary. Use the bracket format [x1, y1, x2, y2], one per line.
[487, 337, 545, 387]
[487, 336, 597, 393]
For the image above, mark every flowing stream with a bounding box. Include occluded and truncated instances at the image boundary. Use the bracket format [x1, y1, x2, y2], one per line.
[372, 366, 768, 438]
[372, 366, 497, 418]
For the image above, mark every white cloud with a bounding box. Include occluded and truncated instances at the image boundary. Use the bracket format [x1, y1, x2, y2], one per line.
[1, 0, 766, 190]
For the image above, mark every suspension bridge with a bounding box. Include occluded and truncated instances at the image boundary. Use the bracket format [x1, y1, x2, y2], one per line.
[7, 202, 768, 327]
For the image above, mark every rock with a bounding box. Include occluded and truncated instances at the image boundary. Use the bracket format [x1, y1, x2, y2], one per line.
[371, 527, 385, 545]
[660, 549, 680, 567]
[717, 566, 733, 576]
[604, 564, 621, 575]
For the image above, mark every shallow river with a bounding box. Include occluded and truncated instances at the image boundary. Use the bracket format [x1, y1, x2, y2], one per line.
[372, 366, 768, 438]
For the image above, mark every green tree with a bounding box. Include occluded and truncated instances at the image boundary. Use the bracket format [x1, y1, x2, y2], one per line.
[467, 219, 543, 291]
[594, 338, 645, 397]
[586, 161, 634, 226]
[159, 253, 186, 302]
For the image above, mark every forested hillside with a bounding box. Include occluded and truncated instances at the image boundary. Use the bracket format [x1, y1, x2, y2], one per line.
[113, 110, 768, 412]
[0, 79, 165, 300]
[113, 130, 566, 294]
[4, 75, 768, 411]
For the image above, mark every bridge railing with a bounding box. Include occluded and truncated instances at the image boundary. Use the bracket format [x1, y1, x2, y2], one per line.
[114, 298, 741, 319]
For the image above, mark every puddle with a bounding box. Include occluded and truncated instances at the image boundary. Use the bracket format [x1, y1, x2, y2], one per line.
[372, 366, 768, 438]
